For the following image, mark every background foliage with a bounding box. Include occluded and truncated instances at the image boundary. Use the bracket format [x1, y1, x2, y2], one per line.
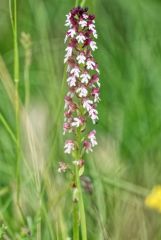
[0, 0, 161, 239]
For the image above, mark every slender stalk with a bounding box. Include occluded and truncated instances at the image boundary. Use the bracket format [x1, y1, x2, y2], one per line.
[73, 129, 87, 240]
[12, 0, 25, 223]
[9, 0, 14, 33]
[24, 61, 30, 107]
[14, 0, 20, 201]
[76, 165, 87, 240]
[0, 113, 17, 145]
[36, 195, 42, 240]
[73, 195, 79, 240]
[75, 0, 79, 7]
[80, 0, 86, 7]
[20, 32, 32, 108]
[14, 0, 19, 84]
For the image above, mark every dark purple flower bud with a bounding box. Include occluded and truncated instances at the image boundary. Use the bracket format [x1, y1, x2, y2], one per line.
[83, 38, 91, 47]
[83, 140, 92, 153]
[84, 7, 88, 12]
[64, 111, 72, 118]
[89, 15, 95, 20]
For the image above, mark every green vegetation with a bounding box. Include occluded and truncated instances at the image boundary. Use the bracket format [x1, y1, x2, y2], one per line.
[0, 0, 161, 239]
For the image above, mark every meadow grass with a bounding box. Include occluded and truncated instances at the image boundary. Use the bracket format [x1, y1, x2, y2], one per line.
[0, 0, 161, 239]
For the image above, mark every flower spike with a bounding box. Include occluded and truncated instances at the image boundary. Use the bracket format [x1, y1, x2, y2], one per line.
[61, 6, 100, 170]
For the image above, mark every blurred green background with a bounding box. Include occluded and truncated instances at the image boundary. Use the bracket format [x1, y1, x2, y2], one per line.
[0, 0, 161, 239]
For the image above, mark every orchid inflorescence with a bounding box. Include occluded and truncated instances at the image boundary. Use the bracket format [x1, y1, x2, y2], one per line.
[59, 6, 100, 173]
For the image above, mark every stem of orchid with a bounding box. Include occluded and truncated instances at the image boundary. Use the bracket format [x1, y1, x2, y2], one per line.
[80, 0, 86, 7]
[76, 166, 87, 240]
[74, 129, 87, 240]
[73, 206, 79, 239]
[73, 170, 80, 240]
[73, 149, 80, 239]
[75, 0, 79, 7]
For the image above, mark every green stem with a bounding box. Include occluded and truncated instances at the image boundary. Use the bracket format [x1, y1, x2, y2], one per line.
[76, 166, 87, 240]
[75, 0, 79, 7]
[0, 113, 17, 145]
[36, 196, 42, 240]
[9, 0, 14, 33]
[24, 63, 30, 107]
[15, 82, 20, 201]
[73, 196, 79, 240]
[73, 128, 87, 240]
[14, 0, 19, 84]
[80, 0, 86, 7]
[13, 0, 23, 221]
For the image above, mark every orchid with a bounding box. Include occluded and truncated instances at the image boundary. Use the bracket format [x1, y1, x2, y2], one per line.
[60, 6, 100, 240]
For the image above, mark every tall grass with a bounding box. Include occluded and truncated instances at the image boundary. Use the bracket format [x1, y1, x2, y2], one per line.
[0, 0, 161, 239]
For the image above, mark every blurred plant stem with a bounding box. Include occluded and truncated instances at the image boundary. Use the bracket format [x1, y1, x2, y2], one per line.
[101, 175, 148, 197]
[75, 0, 79, 7]
[10, 0, 25, 223]
[14, 0, 21, 207]
[36, 197, 42, 240]
[24, 58, 30, 108]
[0, 113, 17, 145]
[20, 32, 32, 108]
[75, 0, 87, 8]
[76, 166, 87, 240]
[80, 0, 86, 7]
[73, 189, 79, 239]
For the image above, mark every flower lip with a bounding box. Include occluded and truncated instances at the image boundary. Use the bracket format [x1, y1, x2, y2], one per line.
[64, 140, 75, 154]
[67, 28, 76, 38]
[76, 33, 86, 44]
[76, 53, 86, 64]
[79, 19, 87, 28]
[92, 88, 100, 95]
[67, 75, 77, 87]
[71, 117, 85, 128]
[76, 86, 88, 98]
[81, 72, 91, 84]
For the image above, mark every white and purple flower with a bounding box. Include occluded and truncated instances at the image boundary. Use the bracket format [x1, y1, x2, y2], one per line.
[76, 53, 86, 64]
[64, 140, 75, 154]
[80, 72, 90, 84]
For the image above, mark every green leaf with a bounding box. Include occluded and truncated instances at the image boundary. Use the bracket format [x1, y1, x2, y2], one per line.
[79, 166, 84, 177]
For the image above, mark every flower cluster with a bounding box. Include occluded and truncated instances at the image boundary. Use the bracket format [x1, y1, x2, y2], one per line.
[62, 6, 100, 170]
